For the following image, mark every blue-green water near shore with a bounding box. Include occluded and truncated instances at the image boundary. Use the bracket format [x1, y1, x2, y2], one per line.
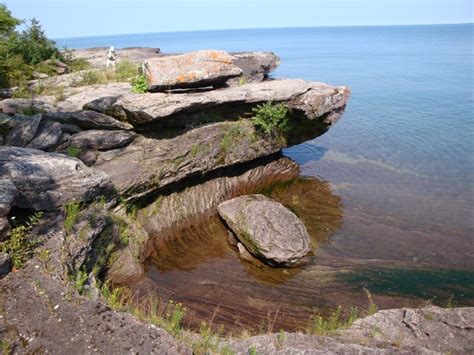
[58, 25, 474, 329]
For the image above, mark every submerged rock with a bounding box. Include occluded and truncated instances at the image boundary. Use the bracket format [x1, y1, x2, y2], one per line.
[218, 194, 311, 266]
[143, 50, 243, 92]
[0, 146, 114, 211]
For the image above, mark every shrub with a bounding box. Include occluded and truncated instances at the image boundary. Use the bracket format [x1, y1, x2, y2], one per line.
[131, 74, 148, 93]
[251, 102, 290, 135]
[0, 211, 43, 269]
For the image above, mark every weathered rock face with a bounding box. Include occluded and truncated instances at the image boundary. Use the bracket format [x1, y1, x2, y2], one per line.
[0, 252, 11, 278]
[27, 120, 63, 150]
[0, 146, 114, 211]
[84, 79, 350, 130]
[0, 98, 53, 115]
[4, 114, 42, 147]
[143, 50, 243, 92]
[227, 306, 474, 354]
[0, 264, 191, 354]
[0, 179, 17, 241]
[227, 51, 280, 84]
[44, 110, 133, 131]
[93, 120, 285, 201]
[218, 194, 311, 265]
[69, 130, 137, 151]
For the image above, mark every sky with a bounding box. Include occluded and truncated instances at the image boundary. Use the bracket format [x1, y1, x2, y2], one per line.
[3, 0, 473, 39]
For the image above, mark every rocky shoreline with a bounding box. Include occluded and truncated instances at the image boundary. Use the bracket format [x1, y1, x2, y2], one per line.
[0, 47, 472, 353]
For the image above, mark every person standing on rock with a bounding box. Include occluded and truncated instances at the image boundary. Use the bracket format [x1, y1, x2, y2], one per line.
[106, 46, 117, 70]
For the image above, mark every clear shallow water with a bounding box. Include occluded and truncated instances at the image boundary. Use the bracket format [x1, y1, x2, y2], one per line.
[59, 25, 474, 329]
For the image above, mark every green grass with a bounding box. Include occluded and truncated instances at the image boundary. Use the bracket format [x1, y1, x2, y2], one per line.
[0, 212, 43, 269]
[99, 282, 187, 337]
[64, 201, 80, 234]
[1, 339, 12, 355]
[20, 105, 44, 116]
[307, 306, 362, 336]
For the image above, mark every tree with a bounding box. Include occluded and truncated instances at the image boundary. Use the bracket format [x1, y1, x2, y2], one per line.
[0, 3, 21, 37]
[14, 18, 60, 65]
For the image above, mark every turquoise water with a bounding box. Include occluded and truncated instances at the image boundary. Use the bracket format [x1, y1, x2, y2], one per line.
[58, 25, 474, 313]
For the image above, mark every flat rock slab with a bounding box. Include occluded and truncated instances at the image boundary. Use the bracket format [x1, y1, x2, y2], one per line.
[44, 110, 133, 131]
[0, 146, 113, 211]
[84, 79, 350, 129]
[144, 50, 243, 92]
[70, 129, 137, 151]
[227, 306, 474, 354]
[0, 264, 190, 354]
[218, 194, 311, 265]
[0, 98, 54, 115]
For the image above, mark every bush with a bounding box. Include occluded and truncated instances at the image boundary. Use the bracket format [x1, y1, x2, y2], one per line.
[131, 74, 148, 93]
[251, 102, 289, 135]
[0, 212, 43, 269]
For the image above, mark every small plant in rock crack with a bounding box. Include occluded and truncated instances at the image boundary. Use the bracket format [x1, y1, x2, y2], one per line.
[1, 212, 43, 269]
[131, 74, 148, 93]
[251, 101, 290, 135]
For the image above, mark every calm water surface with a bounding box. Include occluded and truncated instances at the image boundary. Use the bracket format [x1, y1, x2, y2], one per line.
[58, 25, 474, 330]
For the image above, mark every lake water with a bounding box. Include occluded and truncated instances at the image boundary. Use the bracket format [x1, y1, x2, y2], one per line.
[58, 25, 474, 331]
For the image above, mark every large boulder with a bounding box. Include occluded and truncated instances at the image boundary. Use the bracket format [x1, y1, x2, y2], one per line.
[218, 194, 311, 266]
[84, 79, 350, 130]
[143, 50, 243, 92]
[229, 51, 280, 83]
[0, 146, 114, 211]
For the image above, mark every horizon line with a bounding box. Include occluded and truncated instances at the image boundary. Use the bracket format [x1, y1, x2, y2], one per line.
[53, 22, 473, 41]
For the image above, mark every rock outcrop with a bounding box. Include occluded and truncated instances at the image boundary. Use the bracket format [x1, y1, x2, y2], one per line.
[84, 79, 350, 129]
[0, 146, 114, 211]
[226, 306, 474, 354]
[0, 98, 53, 115]
[93, 120, 288, 201]
[0, 179, 17, 241]
[218, 194, 311, 265]
[144, 50, 243, 92]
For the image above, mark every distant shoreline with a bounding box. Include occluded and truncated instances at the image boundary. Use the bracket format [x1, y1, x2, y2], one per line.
[54, 22, 473, 42]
